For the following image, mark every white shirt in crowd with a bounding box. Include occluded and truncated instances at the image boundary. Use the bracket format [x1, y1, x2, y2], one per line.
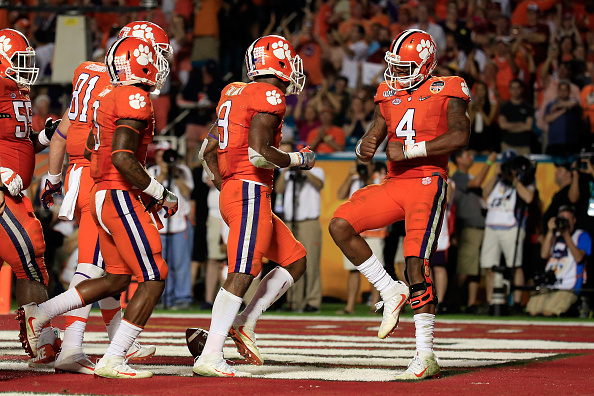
[282, 167, 325, 222]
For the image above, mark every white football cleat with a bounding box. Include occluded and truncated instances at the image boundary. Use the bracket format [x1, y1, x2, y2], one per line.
[229, 324, 263, 365]
[94, 355, 153, 379]
[28, 328, 61, 369]
[193, 352, 252, 378]
[126, 341, 156, 361]
[376, 281, 410, 339]
[395, 352, 440, 380]
[16, 303, 50, 358]
[55, 347, 95, 374]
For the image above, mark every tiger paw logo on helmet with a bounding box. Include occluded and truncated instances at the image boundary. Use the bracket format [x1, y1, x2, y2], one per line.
[416, 39, 435, 62]
[132, 24, 155, 42]
[0, 36, 12, 54]
[266, 90, 282, 105]
[129, 93, 146, 109]
[271, 40, 291, 60]
[133, 44, 153, 66]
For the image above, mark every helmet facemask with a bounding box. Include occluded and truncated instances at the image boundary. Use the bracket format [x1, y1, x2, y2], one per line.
[5, 48, 38, 86]
[384, 52, 426, 91]
[154, 50, 170, 90]
[286, 54, 305, 95]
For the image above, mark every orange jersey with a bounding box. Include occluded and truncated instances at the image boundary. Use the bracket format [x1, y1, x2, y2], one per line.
[0, 78, 34, 189]
[374, 76, 471, 179]
[216, 81, 286, 187]
[90, 85, 155, 191]
[66, 61, 112, 166]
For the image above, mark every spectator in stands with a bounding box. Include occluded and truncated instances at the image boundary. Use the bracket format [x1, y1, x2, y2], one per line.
[544, 80, 582, 156]
[336, 160, 386, 314]
[493, 38, 518, 102]
[481, 151, 535, 313]
[276, 160, 325, 313]
[343, 96, 372, 151]
[338, 2, 371, 37]
[543, 160, 577, 225]
[517, 2, 550, 65]
[293, 15, 326, 88]
[527, 205, 590, 316]
[580, 62, 594, 135]
[307, 107, 345, 153]
[295, 97, 321, 143]
[498, 79, 535, 155]
[468, 81, 500, 153]
[333, 24, 369, 89]
[390, 5, 411, 38]
[149, 146, 194, 310]
[32, 94, 58, 133]
[451, 149, 498, 313]
[327, 76, 350, 127]
[440, 0, 472, 53]
[410, 3, 446, 53]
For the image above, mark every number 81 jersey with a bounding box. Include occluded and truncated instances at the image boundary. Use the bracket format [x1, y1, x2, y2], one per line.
[0, 78, 34, 189]
[375, 75, 471, 179]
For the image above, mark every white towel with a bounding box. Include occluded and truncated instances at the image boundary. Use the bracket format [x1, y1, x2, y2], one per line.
[58, 165, 83, 221]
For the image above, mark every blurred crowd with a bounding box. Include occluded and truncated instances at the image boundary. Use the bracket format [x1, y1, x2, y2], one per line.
[4, 0, 594, 317]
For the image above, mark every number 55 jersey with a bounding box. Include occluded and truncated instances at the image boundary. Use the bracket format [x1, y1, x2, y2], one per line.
[374, 75, 471, 180]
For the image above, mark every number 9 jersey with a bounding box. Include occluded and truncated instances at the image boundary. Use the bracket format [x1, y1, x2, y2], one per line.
[216, 81, 286, 187]
[375, 75, 471, 179]
[0, 78, 34, 189]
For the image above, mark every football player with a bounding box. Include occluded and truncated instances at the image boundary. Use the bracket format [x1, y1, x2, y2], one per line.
[0, 28, 61, 367]
[193, 34, 314, 377]
[17, 35, 178, 379]
[329, 29, 471, 380]
[39, 21, 171, 374]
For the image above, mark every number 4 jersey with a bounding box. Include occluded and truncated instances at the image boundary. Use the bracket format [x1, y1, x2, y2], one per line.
[375, 75, 471, 179]
[67, 61, 111, 166]
[0, 78, 34, 189]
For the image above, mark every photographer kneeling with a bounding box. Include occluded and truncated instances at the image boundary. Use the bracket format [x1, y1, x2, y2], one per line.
[526, 205, 591, 316]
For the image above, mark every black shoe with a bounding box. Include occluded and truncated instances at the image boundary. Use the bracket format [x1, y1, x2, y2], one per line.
[303, 304, 320, 313]
[465, 305, 480, 315]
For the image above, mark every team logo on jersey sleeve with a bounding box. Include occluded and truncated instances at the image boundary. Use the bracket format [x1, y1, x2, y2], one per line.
[266, 90, 282, 105]
[133, 44, 153, 66]
[271, 40, 291, 60]
[129, 93, 147, 109]
[0, 35, 12, 54]
[461, 81, 470, 97]
[430, 81, 445, 94]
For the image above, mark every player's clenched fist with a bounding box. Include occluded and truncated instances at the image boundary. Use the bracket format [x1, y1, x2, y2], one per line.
[161, 189, 178, 218]
[356, 136, 377, 162]
[298, 146, 316, 170]
[0, 167, 23, 196]
[386, 141, 406, 162]
[40, 179, 63, 209]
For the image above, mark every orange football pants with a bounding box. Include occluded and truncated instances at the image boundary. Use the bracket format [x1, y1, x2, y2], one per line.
[65, 165, 103, 268]
[220, 179, 306, 276]
[333, 175, 447, 260]
[90, 187, 168, 282]
[0, 194, 48, 284]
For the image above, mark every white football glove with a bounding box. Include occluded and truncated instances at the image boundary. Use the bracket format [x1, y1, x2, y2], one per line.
[298, 146, 316, 170]
[0, 167, 23, 196]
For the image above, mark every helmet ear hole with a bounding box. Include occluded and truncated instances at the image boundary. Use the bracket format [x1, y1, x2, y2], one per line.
[279, 61, 286, 69]
[143, 68, 149, 74]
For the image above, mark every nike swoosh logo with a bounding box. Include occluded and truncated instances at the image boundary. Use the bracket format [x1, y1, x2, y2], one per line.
[239, 327, 254, 343]
[28, 317, 36, 336]
[214, 368, 235, 377]
[415, 367, 428, 378]
[391, 294, 407, 314]
[78, 361, 94, 371]
[115, 370, 136, 377]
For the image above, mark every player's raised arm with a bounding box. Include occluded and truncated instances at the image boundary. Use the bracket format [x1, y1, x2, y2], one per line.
[356, 105, 387, 162]
[248, 112, 315, 170]
[200, 123, 223, 190]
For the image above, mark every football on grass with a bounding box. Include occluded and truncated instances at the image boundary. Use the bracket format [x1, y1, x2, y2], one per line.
[186, 327, 208, 358]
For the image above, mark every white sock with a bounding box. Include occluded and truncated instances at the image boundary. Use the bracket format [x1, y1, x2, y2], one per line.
[39, 288, 84, 320]
[62, 264, 101, 350]
[238, 267, 294, 326]
[414, 313, 435, 355]
[98, 296, 122, 341]
[201, 287, 243, 357]
[357, 254, 396, 297]
[103, 319, 143, 358]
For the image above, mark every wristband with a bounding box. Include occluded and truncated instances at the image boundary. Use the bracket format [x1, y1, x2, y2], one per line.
[486, 160, 493, 166]
[143, 177, 165, 200]
[47, 172, 62, 185]
[288, 152, 303, 167]
[403, 141, 427, 160]
[38, 129, 51, 146]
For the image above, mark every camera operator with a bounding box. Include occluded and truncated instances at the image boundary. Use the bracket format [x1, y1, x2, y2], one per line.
[336, 160, 387, 314]
[148, 144, 194, 310]
[275, 153, 325, 312]
[480, 150, 535, 313]
[526, 205, 591, 316]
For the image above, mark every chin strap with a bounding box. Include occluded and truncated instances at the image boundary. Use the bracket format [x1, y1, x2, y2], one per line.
[407, 259, 438, 310]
